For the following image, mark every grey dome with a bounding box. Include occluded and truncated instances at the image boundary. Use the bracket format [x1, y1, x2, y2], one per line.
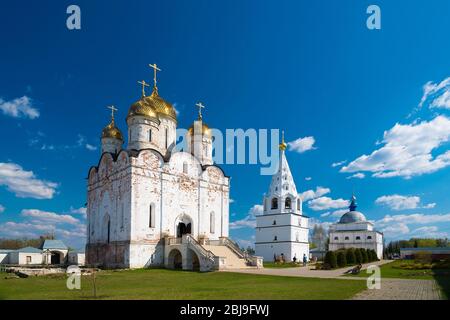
[339, 211, 367, 224]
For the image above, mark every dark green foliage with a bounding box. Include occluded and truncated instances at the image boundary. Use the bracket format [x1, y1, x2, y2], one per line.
[355, 248, 362, 264]
[360, 248, 368, 263]
[336, 251, 347, 268]
[324, 251, 337, 269]
[346, 248, 356, 265]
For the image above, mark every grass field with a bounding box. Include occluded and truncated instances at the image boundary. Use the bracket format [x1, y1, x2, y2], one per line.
[348, 260, 450, 299]
[0, 269, 366, 300]
[263, 262, 303, 268]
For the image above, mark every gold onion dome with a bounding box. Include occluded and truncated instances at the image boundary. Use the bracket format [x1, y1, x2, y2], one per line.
[279, 131, 287, 151]
[143, 88, 177, 121]
[188, 122, 212, 137]
[102, 118, 123, 140]
[127, 97, 159, 121]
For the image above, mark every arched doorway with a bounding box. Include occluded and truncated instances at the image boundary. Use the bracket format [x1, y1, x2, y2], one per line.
[168, 249, 182, 269]
[50, 251, 62, 264]
[175, 214, 193, 238]
[188, 249, 200, 271]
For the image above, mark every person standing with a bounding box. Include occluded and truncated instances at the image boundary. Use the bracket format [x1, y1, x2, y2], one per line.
[303, 253, 307, 266]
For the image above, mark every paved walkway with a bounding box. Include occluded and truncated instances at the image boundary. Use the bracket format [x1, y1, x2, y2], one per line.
[224, 260, 443, 300]
[351, 279, 442, 300]
[224, 260, 391, 280]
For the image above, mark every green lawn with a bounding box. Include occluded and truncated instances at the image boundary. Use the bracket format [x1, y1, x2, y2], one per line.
[263, 262, 302, 268]
[0, 269, 366, 300]
[347, 260, 450, 299]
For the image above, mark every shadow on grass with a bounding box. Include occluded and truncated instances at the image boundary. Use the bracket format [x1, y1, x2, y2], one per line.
[433, 270, 450, 299]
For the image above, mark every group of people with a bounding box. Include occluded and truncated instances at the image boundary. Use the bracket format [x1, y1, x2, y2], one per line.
[274, 253, 308, 266]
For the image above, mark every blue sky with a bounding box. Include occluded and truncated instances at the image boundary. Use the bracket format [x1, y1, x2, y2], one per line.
[1, 0, 450, 250]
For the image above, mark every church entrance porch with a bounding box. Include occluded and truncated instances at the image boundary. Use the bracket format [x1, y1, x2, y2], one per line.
[177, 222, 192, 238]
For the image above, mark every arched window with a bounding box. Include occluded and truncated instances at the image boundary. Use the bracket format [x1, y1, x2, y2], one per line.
[367, 236, 372, 240]
[120, 203, 124, 230]
[183, 162, 188, 174]
[274, 236, 278, 241]
[149, 129, 152, 142]
[345, 236, 349, 240]
[334, 236, 338, 241]
[296, 232, 299, 242]
[356, 236, 361, 240]
[149, 204, 155, 228]
[285, 197, 291, 209]
[271, 198, 278, 209]
[210, 212, 215, 233]
[165, 128, 168, 149]
[107, 220, 111, 243]
[297, 199, 300, 210]
[272, 220, 277, 225]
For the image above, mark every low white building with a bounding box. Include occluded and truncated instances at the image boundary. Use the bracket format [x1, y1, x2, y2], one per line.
[7, 247, 43, 265]
[255, 134, 309, 262]
[41, 240, 68, 265]
[68, 251, 86, 266]
[0, 249, 12, 264]
[328, 196, 383, 259]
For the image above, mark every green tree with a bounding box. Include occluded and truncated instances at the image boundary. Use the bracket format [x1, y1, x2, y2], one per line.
[346, 248, 356, 265]
[360, 248, 368, 263]
[324, 251, 337, 269]
[355, 248, 362, 264]
[336, 251, 347, 268]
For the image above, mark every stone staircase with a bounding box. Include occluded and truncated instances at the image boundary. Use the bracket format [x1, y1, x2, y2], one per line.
[202, 245, 249, 269]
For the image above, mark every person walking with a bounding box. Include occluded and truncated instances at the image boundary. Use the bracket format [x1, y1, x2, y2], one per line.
[302, 253, 307, 267]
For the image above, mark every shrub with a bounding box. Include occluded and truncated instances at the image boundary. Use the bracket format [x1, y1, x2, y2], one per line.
[324, 251, 337, 269]
[365, 249, 373, 262]
[337, 251, 347, 268]
[360, 248, 368, 263]
[370, 250, 379, 262]
[346, 248, 356, 265]
[355, 248, 362, 264]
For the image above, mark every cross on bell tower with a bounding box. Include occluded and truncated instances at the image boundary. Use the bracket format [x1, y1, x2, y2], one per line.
[148, 63, 161, 95]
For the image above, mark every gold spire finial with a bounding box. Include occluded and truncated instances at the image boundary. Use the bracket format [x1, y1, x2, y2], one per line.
[148, 63, 161, 95]
[137, 80, 150, 97]
[107, 105, 118, 122]
[279, 130, 287, 151]
[195, 102, 205, 120]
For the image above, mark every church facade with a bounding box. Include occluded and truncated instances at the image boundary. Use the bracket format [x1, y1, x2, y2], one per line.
[328, 196, 384, 259]
[255, 135, 310, 262]
[85, 66, 260, 270]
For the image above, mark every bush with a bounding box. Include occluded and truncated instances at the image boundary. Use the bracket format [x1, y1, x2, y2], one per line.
[360, 248, 368, 263]
[370, 250, 379, 262]
[355, 248, 362, 264]
[337, 251, 347, 268]
[365, 249, 373, 262]
[324, 251, 337, 269]
[346, 248, 356, 265]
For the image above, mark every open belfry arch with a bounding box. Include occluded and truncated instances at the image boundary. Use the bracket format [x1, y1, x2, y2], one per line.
[86, 63, 262, 270]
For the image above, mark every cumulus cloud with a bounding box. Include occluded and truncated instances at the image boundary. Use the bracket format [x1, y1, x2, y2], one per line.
[300, 186, 331, 201]
[332, 160, 347, 168]
[21, 209, 80, 225]
[308, 197, 349, 211]
[0, 96, 39, 119]
[69, 206, 87, 218]
[320, 209, 348, 218]
[346, 173, 365, 179]
[376, 213, 450, 226]
[288, 136, 316, 153]
[341, 115, 450, 179]
[0, 204, 4, 213]
[304, 177, 312, 181]
[419, 77, 450, 109]
[85, 144, 97, 151]
[229, 205, 263, 230]
[375, 195, 436, 211]
[0, 162, 58, 199]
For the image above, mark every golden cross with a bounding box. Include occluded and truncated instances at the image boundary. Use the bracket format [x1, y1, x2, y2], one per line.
[107, 105, 118, 120]
[195, 102, 205, 119]
[148, 63, 161, 89]
[137, 80, 150, 97]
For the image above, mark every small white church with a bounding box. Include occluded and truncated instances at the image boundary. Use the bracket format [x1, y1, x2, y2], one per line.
[255, 135, 310, 262]
[86, 64, 261, 271]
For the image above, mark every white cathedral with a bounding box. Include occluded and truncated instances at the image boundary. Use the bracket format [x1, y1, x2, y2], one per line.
[255, 136, 310, 262]
[86, 65, 261, 271]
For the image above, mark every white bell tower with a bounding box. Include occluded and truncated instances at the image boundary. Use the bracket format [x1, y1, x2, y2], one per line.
[255, 132, 309, 262]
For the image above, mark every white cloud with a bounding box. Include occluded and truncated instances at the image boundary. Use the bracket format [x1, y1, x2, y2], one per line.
[0, 96, 39, 119]
[288, 136, 316, 153]
[375, 194, 436, 211]
[0, 204, 4, 213]
[380, 223, 410, 237]
[308, 197, 349, 211]
[300, 186, 331, 201]
[69, 206, 87, 218]
[85, 144, 97, 151]
[0, 162, 58, 199]
[341, 115, 450, 179]
[229, 199, 235, 204]
[376, 213, 450, 226]
[332, 160, 347, 168]
[229, 204, 263, 230]
[21, 209, 80, 225]
[419, 77, 450, 110]
[305, 177, 312, 181]
[320, 209, 348, 218]
[346, 173, 365, 179]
